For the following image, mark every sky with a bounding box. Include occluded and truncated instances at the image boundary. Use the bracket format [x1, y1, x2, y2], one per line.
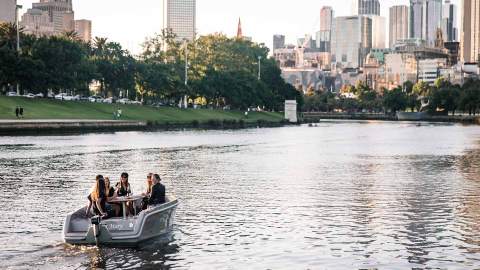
[18, 0, 461, 55]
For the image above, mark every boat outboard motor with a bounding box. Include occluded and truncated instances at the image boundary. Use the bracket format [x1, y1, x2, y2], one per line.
[91, 216, 102, 246]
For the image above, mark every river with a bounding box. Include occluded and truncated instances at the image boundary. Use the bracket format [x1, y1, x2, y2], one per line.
[1, 120, 480, 269]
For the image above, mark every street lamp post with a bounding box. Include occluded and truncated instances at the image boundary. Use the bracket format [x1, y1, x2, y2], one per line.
[15, 1, 22, 95]
[257, 56, 262, 80]
[184, 39, 188, 86]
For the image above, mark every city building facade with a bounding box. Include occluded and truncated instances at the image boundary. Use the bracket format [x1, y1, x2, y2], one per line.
[273, 35, 285, 51]
[318, 6, 334, 52]
[461, 0, 480, 63]
[332, 16, 372, 69]
[163, 0, 196, 41]
[352, 0, 380, 16]
[0, 0, 16, 23]
[389, 5, 409, 48]
[410, 0, 442, 47]
[75, 19, 92, 42]
[21, 8, 54, 37]
[442, 0, 457, 42]
[21, 0, 91, 39]
[385, 53, 418, 88]
[418, 58, 447, 84]
[370, 16, 386, 49]
[32, 0, 74, 34]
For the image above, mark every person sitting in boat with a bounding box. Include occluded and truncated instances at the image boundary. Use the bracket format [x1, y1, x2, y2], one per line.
[141, 173, 154, 210]
[115, 172, 133, 216]
[104, 177, 120, 217]
[86, 175, 108, 218]
[148, 174, 166, 206]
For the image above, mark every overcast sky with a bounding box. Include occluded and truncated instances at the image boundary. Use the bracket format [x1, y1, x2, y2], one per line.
[18, 0, 461, 54]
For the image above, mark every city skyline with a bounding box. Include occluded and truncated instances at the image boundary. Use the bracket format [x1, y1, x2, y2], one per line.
[15, 0, 461, 54]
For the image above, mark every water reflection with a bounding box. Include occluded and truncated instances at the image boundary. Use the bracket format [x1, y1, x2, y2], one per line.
[1, 123, 480, 269]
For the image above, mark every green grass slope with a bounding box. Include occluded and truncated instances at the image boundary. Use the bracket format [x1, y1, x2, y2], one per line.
[0, 96, 283, 123]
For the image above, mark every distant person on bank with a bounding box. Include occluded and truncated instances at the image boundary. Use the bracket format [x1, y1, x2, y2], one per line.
[15, 107, 19, 118]
[19, 107, 24, 118]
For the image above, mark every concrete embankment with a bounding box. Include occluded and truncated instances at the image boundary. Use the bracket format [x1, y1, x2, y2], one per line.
[0, 119, 290, 135]
[0, 120, 148, 135]
[302, 112, 480, 124]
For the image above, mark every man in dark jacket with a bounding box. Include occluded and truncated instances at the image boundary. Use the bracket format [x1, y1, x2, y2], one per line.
[148, 174, 166, 205]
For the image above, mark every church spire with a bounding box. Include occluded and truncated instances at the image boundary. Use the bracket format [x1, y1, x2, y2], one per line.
[237, 18, 243, 39]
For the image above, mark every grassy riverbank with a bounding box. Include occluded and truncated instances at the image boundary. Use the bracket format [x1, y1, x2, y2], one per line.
[0, 96, 284, 124]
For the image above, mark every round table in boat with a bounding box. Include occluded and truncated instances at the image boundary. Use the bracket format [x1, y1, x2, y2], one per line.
[109, 195, 145, 219]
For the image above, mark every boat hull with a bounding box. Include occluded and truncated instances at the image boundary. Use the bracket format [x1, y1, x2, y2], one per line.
[63, 198, 178, 246]
[396, 112, 428, 121]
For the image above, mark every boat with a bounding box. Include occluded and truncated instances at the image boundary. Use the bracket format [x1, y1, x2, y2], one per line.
[63, 195, 178, 246]
[396, 112, 428, 121]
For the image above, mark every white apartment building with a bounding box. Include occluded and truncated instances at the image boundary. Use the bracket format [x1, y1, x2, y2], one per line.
[418, 58, 447, 85]
[163, 0, 196, 41]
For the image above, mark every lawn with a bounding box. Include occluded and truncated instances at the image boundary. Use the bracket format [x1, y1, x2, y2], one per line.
[0, 96, 284, 123]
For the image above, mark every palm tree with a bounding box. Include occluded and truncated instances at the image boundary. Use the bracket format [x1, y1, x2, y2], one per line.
[62, 30, 79, 41]
[0, 22, 23, 50]
[92, 37, 108, 58]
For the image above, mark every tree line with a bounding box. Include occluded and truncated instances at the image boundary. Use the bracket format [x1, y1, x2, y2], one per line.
[0, 23, 302, 111]
[303, 78, 480, 115]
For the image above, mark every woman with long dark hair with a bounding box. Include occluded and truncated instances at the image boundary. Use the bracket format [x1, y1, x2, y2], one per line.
[86, 175, 108, 218]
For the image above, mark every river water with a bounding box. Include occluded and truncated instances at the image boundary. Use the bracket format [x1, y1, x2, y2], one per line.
[1, 121, 480, 269]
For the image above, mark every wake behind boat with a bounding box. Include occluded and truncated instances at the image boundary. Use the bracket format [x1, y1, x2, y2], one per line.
[63, 195, 178, 246]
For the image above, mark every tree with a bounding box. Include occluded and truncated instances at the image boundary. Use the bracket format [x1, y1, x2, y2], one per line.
[383, 87, 407, 114]
[413, 81, 431, 97]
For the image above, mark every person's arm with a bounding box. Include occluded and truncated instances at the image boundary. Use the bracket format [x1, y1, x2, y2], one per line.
[86, 201, 92, 216]
[95, 199, 107, 217]
[148, 186, 157, 205]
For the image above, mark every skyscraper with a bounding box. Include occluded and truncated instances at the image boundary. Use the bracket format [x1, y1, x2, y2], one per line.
[75, 19, 92, 42]
[0, 0, 16, 23]
[332, 16, 372, 68]
[389, 5, 409, 48]
[352, 0, 380, 16]
[410, 0, 442, 47]
[318, 6, 334, 52]
[461, 0, 480, 62]
[370, 16, 386, 49]
[31, 0, 74, 34]
[442, 0, 457, 42]
[273, 35, 285, 51]
[162, 0, 196, 41]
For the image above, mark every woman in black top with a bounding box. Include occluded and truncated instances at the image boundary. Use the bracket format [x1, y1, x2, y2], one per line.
[115, 172, 132, 196]
[115, 172, 133, 216]
[104, 177, 120, 217]
[86, 175, 108, 218]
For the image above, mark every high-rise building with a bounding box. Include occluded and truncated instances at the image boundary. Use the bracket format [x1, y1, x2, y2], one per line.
[273, 35, 285, 51]
[0, 0, 16, 23]
[21, 8, 54, 37]
[370, 16, 386, 49]
[389, 5, 409, 48]
[442, 0, 457, 42]
[162, 0, 196, 41]
[461, 0, 480, 62]
[21, 0, 92, 39]
[29, 0, 74, 34]
[331, 16, 372, 68]
[318, 6, 334, 52]
[352, 0, 381, 16]
[409, 0, 442, 47]
[75, 19, 92, 42]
